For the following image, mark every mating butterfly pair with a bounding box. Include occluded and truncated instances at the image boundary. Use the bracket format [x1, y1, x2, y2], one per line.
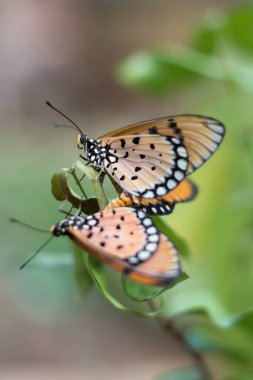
[47, 106, 225, 285]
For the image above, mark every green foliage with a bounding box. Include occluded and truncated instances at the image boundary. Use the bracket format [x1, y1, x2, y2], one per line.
[115, 3, 253, 379]
[117, 5, 253, 94]
[116, 51, 195, 93]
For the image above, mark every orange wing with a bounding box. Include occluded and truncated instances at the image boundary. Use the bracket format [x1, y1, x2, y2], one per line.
[106, 179, 198, 215]
[100, 114, 225, 175]
[127, 234, 181, 286]
[52, 208, 181, 285]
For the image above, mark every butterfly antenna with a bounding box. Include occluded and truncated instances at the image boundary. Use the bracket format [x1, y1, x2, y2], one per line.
[10, 217, 49, 233]
[46, 101, 84, 135]
[20, 236, 54, 270]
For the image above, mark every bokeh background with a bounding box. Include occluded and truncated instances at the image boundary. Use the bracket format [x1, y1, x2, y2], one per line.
[1, 1, 253, 379]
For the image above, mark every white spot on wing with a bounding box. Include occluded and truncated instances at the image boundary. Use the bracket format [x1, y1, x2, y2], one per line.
[138, 250, 151, 260]
[167, 179, 177, 189]
[137, 210, 145, 219]
[177, 146, 187, 158]
[145, 190, 155, 198]
[177, 159, 187, 170]
[109, 156, 117, 163]
[157, 187, 167, 196]
[128, 256, 139, 265]
[171, 137, 180, 144]
[146, 242, 157, 252]
[143, 218, 152, 227]
[148, 234, 159, 243]
[175, 170, 184, 181]
[87, 219, 97, 226]
[147, 226, 156, 234]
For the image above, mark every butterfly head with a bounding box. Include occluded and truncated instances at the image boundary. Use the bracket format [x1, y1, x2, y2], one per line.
[50, 221, 69, 236]
[50, 216, 86, 236]
[77, 133, 88, 149]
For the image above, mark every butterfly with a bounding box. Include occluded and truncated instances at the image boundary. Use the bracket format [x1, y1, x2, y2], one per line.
[48, 104, 225, 214]
[50, 207, 181, 286]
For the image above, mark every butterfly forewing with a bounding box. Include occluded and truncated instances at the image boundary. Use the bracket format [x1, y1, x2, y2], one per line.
[103, 134, 188, 198]
[53, 208, 181, 285]
[69, 208, 148, 261]
[100, 114, 225, 175]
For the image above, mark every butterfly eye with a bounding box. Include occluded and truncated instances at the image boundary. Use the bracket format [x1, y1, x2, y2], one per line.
[77, 134, 86, 149]
[50, 225, 56, 234]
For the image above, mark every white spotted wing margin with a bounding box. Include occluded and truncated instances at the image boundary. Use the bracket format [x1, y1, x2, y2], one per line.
[51, 208, 182, 286]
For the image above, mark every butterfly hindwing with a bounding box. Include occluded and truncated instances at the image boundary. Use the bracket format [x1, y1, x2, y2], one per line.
[106, 179, 198, 215]
[52, 208, 181, 285]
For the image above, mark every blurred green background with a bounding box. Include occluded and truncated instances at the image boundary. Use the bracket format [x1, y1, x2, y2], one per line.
[1, 1, 253, 379]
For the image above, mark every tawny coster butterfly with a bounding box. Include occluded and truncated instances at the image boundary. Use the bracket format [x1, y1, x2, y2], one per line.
[50, 207, 181, 286]
[47, 103, 225, 215]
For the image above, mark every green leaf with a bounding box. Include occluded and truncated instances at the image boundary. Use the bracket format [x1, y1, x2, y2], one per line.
[191, 5, 253, 56]
[122, 277, 166, 301]
[116, 51, 194, 93]
[157, 365, 205, 380]
[51, 169, 71, 201]
[191, 14, 227, 54]
[51, 168, 100, 214]
[86, 256, 162, 317]
[153, 216, 190, 259]
[227, 5, 253, 54]
[51, 168, 82, 206]
[122, 272, 189, 302]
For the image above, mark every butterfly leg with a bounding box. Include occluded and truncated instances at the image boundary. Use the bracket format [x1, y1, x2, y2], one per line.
[79, 154, 89, 162]
[59, 205, 75, 217]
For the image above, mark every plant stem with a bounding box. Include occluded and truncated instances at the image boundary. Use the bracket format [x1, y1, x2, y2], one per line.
[69, 168, 88, 200]
[148, 299, 213, 379]
[75, 161, 108, 210]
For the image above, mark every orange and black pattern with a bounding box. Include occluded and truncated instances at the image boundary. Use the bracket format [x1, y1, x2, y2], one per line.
[51, 207, 181, 286]
[79, 116, 224, 194]
[106, 179, 198, 215]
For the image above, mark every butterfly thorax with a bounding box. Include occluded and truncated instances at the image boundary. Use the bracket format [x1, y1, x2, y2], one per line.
[84, 138, 108, 167]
